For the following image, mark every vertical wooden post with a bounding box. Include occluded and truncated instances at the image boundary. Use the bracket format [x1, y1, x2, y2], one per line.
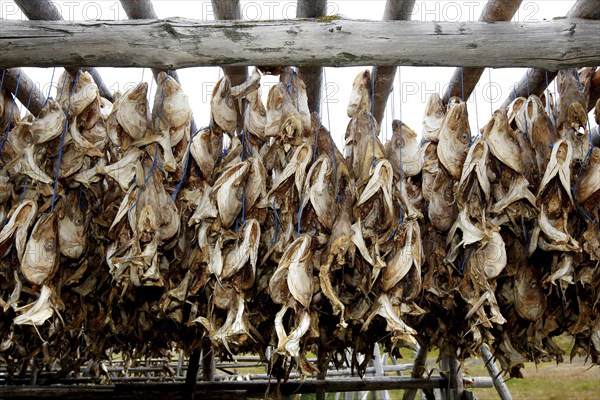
[480, 344, 512, 400]
[316, 344, 329, 400]
[201, 338, 215, 382]
[185, 349, 201, 400]
[403, 343, 430, 400]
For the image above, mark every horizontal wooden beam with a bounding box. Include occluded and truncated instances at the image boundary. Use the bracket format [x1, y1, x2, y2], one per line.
[2, 68, 46, 116]
[1, 19, 599, 69]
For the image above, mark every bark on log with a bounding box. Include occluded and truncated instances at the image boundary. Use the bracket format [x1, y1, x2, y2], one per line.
[500, 0, 600, 108]
[2, 68, 46, 116]
[403, 343, 429, 400]
[119, 0, 197, 133]
[371, 0, 416, 126]
[442, 0, 523, 105]
[12, 0, 113, 102]
[1, 19, 599, 70]
[297, 0, 328, 115]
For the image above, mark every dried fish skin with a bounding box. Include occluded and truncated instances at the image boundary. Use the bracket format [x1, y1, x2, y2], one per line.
[21, 213, 59, 285]
[576, 147, 600, 205]
[382, 220, 422, 293]
[210, 76, 237, 134]
[457, 139, 491, 207]
[154, 72, 192, 134]
[102, 147, 144, 192]
[386, 120, 423, 178]
[421, 142, 439, 202]
[514, 265, 546, 322]
[221, 219, 260, 283]
[190, 127, 223, 182]
[279, 68, 311, 134]
[58, 71, 99, 116]
[483, 109, 524, 174]
[0, 200, 37, 262]
[301, 155, 335, 231]
[422, 93, 445, 143]
[32, 99, 65, 144]
[212, 161, 250, 229]
[242, 89, 266, 140]
[537, 139, 574, 206]
[356, 159, 395, 236]
[116, 82, 149, 141]
[265, 82, 303, 145]
[347, 70, 372, 118]
[271, 235, 314, 309]
[437, 97, 470, 179]
[346, 109, 384, 186]
[58, 194, 87, 259]
[429, 166, 458, 232]
[268, 143, 312, 199]
[476, 230, 506, 280]
[14, 285, 55, 326]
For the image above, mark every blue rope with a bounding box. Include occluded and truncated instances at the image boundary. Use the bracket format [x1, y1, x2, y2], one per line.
[39, 67, 56, 115]
[171, 127, 206, 201]
[19, 176, 28, 203]
[25, 86, 34, 111]
[0, 69, 23, 154]
[525, 70, 530, 98]
[51, 69, 82, 212]
[460, 246, 474, 272]
[57, 70, 69, 102]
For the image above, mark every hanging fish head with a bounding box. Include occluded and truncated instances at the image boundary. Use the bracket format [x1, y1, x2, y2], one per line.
[483, 109, 524, 174]
[210, 75, 237, 135]
[347, 69, 372, 118]
[117, 82, 149, 141]
[265, 82, 303, 147]
[437, 97, 470, 179]
[387, 120, 422, 178]
[21, 212, 59, 285]
[422, 93, 445, 142]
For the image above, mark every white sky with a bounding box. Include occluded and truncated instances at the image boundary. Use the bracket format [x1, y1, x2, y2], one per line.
[1, 0, 595, 147]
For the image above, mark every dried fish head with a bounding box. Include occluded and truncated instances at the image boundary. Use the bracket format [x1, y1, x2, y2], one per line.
[537, 139, 574, 205]
[576, 147, 600, 205]
[14, 285, 56, 326]
[302, 155, 335, 231]
[0, 200, 37, 262]
[514, 264, 546, 322]
[210, 76, 237, 134]
[483, 109, 524, 173]
[476, 230, 506, 279]
[271, 235, 313, 309]
[429, 166, 458, 232]
[457, 139, 490, 206]
[155, 72, 192, 131]
[265, 82, 303, 145]
[422, 93, 445, 143]
[190, 127, 223, 182]
[347, 70, 372, 118]
[32, 99, 65, 144]
[347, 110, 384, 185]
[268, 143, 312, 199]
[59, 71, 99, 116]
[222, 219, 260, 285]
[382, 220, 422, 292]
[437, 97, 470, 179]
[243, 89, 266, 139]
[21, 212, 59, 285]
[386, 120, 423, 178]
[117, 82, 149, 141]
[421, 142, 439, 202]
[58, 193, 87, 259]
[99, 97, 113, 119]
[212, 160, 250, 228]
[557, 69, 588, 134]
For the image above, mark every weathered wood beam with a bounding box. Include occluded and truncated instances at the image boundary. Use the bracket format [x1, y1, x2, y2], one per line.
[481, 344, 512, 400]
[12, 0, 113, 102]
[297, 0, 327, 115]
[442, 0, 523, 105]
[500, 0, 600, 108]
[371, 0, 416, 126]
[119, 0, 197, 133]
[402, 343, 429, 400]
[2, 68, 46, 116]
[2, 19, 598, 70]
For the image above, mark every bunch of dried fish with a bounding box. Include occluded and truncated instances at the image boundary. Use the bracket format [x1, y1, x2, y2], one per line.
[0, 67, 599, 385]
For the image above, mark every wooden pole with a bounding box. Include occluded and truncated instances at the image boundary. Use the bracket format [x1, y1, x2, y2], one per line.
[316, 343, 329, 400]
[1, 68, 46, 116]
[119, 0, 197, 133]
[499, 0, 600, 108]
[2, 19, 599, 70]
[441, 0, 523, 105]
[403, 343, 431, 400]
[184, 350, 201, 400]
[201, 339, 215, 382]
[12, 0, 113, 102]
[480, 344, 512, 400]
[297, 0, 328, 115]
[371, 0, 416, 126]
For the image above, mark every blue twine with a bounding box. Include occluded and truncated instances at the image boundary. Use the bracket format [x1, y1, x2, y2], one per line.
[51, 69, 82, 212]
[271, 200, 280, 245]
[171, 127, 206, 201]
[19, 176, 28, 203]
[460, 246, 474, 272]
[57, 70, 69, 102]
[0, 68, 22, 154]
[39, 67, 56, 115]
[25, 86, 34, 111]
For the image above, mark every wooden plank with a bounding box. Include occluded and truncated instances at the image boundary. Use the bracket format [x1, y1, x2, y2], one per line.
[297, 0, 328, 115]
[2, 68, 46, 116]
[12, 0, 113, 102]
[500, 0, 600, 108]
[372, 0, 416, 125]
[119, 0, 197, 133]
[441, 0, 523, 104]
[1, 19, 599, 69]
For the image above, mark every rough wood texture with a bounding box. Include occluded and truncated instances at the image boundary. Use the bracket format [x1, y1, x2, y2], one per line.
[500, 0, 600, 108]
[12, 0, 113, 102]
[2, 19, 598, 69]
[402, 343, 429, 400]
[371, 0, 416, 125]
[297, 0, 328, 115]
[2, 68, 46, 116]
[119, 0, 196, 133]
[442, 0, 523, 104]
[481, 344, 513, 400]
[211, 0, 247, 86]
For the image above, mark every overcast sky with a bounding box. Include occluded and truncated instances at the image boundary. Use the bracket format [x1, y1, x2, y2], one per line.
[2, 0, 595, 147]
